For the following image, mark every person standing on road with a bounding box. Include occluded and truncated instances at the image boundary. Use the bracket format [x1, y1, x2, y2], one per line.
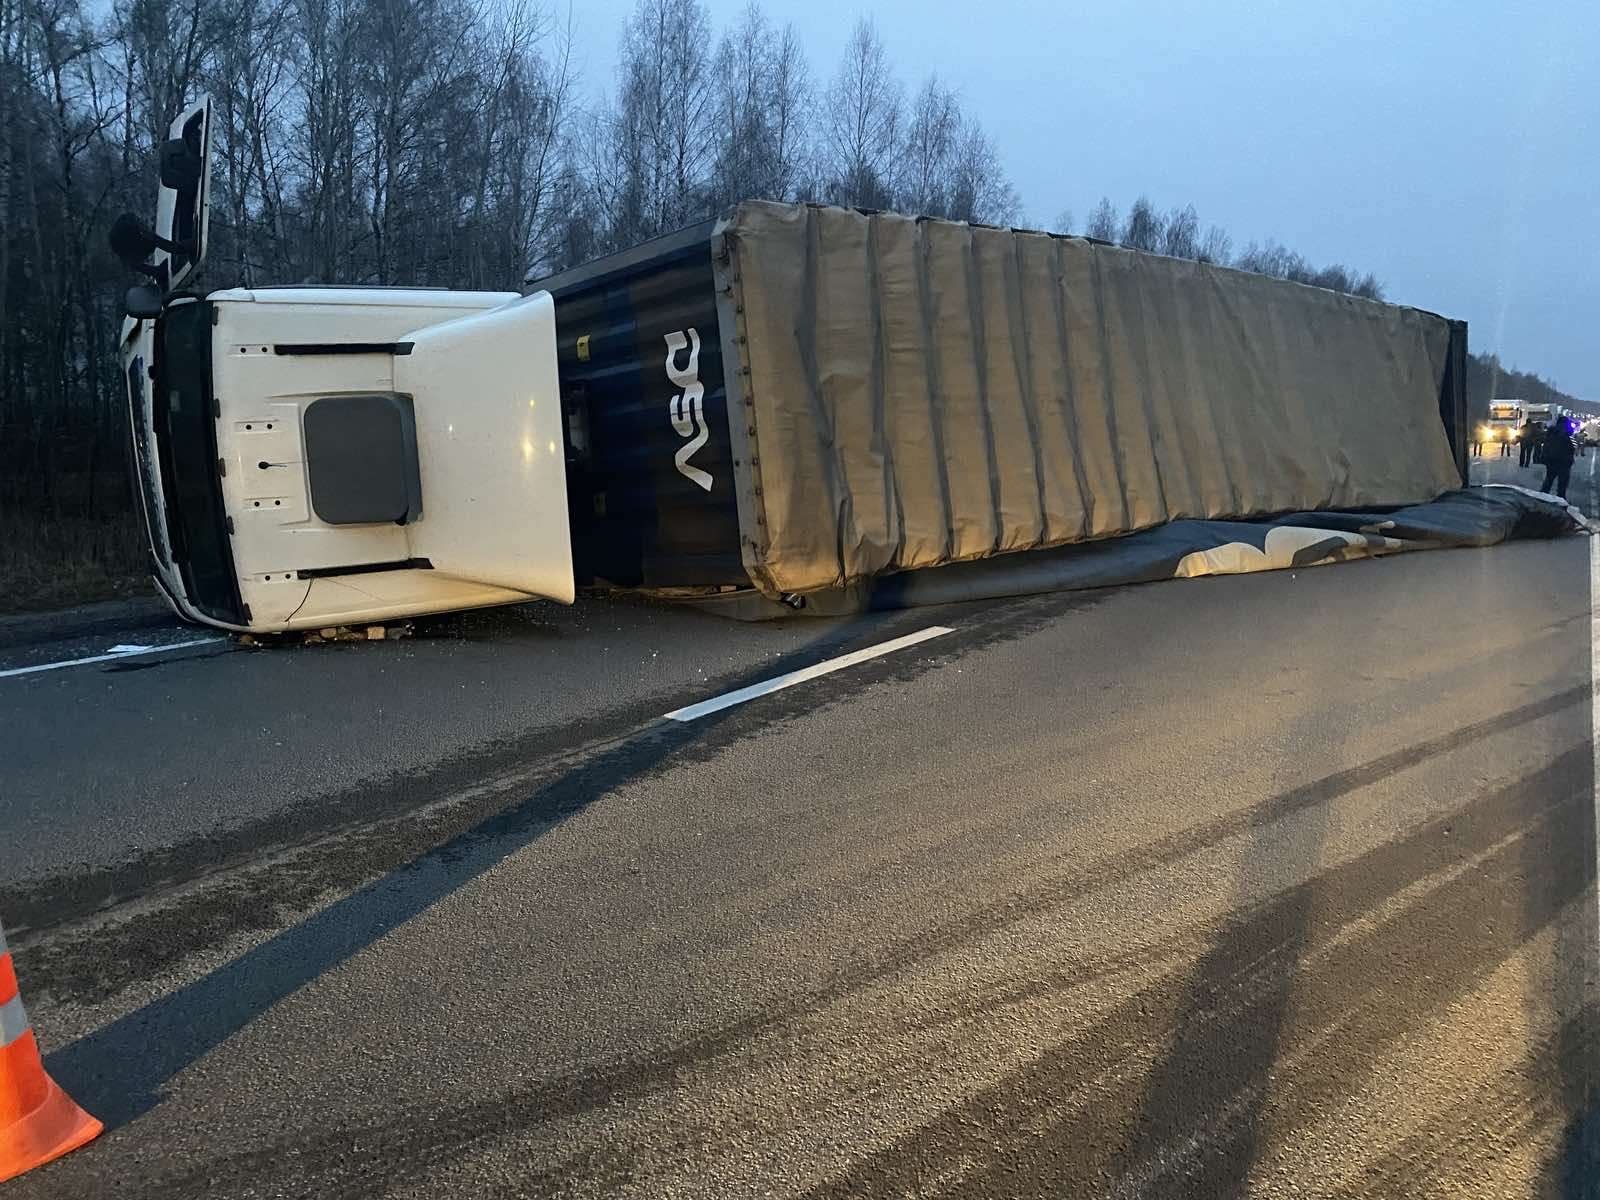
[1518, 420, 1540, 467]
[1539, 418, 1578, 498]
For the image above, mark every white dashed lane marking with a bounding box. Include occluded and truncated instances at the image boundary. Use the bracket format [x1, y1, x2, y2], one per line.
[664, 626, 954, 722]
[0, 637, 227, 680]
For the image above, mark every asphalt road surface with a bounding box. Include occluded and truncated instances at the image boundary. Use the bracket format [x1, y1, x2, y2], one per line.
[3, 479, 1600, 1198]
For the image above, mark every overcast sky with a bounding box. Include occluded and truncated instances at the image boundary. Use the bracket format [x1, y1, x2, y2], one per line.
[563, 0, 1596, 399]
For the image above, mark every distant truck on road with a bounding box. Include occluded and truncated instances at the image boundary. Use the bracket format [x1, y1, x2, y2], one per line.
[1521, 402, 1567, 430]
[1484, 400, 1521, 448]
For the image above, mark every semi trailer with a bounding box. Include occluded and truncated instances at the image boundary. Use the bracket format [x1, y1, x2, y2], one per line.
[113, 98, 1470, 634]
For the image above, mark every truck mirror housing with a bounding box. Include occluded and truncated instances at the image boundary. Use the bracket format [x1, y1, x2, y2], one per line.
[123, 284, 164, 319]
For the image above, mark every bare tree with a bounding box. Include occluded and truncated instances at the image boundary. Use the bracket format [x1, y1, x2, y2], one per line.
[1085, 197, 1117, 241]
[946, 124, 1018, 225]
[290, 0, 367, 281]
[1161, 203, 1199, 259]
[118, 0, 214, 146]
[1120, 194, 1163, 252]
[708, 3, 811, 208]
[1053, 209, 1073, 235]
[1310, 264, 1352, 293]
[459, 1, 574, 286]
[605, 0, 715, 247]
[204, 0, 295, 285]
[1197, 223, 1232, 265]
[765, 21, 809, 201]
[359, 0, 495, 283]
[892, 73, 1017, 224]
[898, 73, 958, 216]
[821, 17, 900, 209]
[1234, 239, 1285, 276]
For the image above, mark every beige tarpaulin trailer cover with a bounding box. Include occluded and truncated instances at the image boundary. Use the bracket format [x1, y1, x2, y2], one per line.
[710, 201, 1464, 598]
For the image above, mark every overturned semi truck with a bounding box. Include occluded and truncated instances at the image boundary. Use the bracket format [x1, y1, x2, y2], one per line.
[114, 98, 1470, 634]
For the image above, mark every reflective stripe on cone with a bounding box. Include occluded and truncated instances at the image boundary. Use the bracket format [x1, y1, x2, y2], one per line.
[0, 921, 101, 1182]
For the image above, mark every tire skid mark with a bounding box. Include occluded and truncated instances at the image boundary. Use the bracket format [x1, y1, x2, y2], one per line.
[116, 742, 1594, 1199]
[803, 747, 1595, 1199]
[1326, 1005, 1600, 1200]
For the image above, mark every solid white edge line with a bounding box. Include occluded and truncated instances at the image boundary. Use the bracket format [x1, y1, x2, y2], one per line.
[664, 626, 954, 722]
[0, 636, 226, 680]
[1591, 531, 1599, 957]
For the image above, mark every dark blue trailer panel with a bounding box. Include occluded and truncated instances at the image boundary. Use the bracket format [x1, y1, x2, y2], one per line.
[535, 224, 746, 590]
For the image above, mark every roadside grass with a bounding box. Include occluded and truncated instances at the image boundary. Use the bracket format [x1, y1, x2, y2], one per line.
[0, 509, 150, 614]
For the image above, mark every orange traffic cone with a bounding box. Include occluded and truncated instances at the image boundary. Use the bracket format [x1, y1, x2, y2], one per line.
[0, 922, 100, 1182]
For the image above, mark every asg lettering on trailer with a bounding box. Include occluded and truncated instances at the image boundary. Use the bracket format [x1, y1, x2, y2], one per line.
[665, 329, 712, 491]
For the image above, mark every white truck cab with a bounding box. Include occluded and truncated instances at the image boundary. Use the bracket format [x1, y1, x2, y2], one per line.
[1484, 399, 1521, 446]
[115, 99, 574, 633]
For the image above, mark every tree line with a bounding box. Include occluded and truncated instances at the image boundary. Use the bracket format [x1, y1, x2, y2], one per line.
[0, 0, 1578, 605]
[1065, 195, 1385, 300]
[1464, 355, 1583, 424]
